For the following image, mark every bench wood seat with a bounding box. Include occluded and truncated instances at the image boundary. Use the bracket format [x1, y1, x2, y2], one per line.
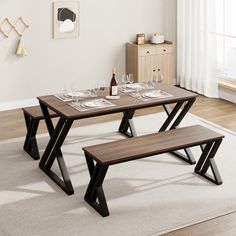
[22, 106, 57, 120]
[83, 125, 224, 217]
[22, 106, 58, 160]
[83, 125, 224, 165]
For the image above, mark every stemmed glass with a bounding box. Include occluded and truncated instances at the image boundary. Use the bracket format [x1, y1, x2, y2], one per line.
[117, 76, 125, 87]
[119, 74, 127, 85]
[127, 74, 134, 84]
[157, 74, 164, 91]
[134, 83, 142, 97]
[89, 82, 103, 97]
[63, 82, 76, 96]
[147, 80, 154, 89]
[62, 83, 69, 98]
[151, 71, 158, 88]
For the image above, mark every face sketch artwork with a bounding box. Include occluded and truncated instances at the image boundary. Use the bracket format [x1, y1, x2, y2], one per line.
[57, 8, 77, 33]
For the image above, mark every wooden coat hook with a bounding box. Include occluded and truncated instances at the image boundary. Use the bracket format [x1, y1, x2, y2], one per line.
[0, 17, 29, 38]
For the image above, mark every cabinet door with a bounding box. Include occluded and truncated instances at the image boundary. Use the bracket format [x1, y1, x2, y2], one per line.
[157, 53, 173, 84]
[138, 54, 157, 82]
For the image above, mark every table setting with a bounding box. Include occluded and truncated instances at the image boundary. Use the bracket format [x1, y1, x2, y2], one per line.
[54, 89, 98, 102]
[53, 83, 117, 112]
[119, 81, 173, 101]
[53, 72, 173, 113]
[69, 98, 116, 112]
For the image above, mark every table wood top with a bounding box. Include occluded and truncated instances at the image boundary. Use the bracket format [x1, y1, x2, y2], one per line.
[37, 84, 197, 120]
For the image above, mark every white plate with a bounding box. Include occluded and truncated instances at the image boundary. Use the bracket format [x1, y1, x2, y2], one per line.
[68, 91, 86, 97]
[125, 83, 143, 89]
[82, 100, 104, 108]
[142, 90, 162, 98]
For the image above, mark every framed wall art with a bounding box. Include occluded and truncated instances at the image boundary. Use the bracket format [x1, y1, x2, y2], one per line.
[53, 1, 79, 39]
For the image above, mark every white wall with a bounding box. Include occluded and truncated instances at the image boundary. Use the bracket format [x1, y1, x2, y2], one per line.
[0, 0, 177, 110]
[163, 0, 177, 77]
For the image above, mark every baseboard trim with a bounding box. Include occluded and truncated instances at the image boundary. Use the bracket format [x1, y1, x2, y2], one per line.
[0, 98, 39, 111]
[218, 80, 236, 91]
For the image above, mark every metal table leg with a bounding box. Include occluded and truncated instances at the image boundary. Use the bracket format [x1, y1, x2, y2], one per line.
[159, 101, 185, 132]
[39, 102, 74, 195]
[119, 109, 137, 137]
[162, 98, 197, 164]
[162, 98, 196, 165]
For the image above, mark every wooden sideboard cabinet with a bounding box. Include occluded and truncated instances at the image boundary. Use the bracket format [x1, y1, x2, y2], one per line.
[126, 41, 174, 84]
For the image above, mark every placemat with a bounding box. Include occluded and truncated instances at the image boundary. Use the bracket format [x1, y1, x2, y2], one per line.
[130, 90, 173, 101]
[54, 90, 97, 102]
[69, 98, 116, 112]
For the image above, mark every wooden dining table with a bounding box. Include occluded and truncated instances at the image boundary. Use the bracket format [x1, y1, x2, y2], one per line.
[37, 84, 198, 195]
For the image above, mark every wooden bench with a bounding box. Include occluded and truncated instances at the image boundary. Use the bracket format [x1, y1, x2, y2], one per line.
[83, 125, 224, 217]
[22, 106, 58, 160]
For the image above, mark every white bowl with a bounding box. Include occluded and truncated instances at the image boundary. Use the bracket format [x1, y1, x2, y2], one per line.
[151, 35, 164, 44]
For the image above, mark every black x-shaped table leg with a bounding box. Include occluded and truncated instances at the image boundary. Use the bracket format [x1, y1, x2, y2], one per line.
[118, 98, 197, 164]
[119, 109, 137, 137]
[39, 102, 74, 195]
[161, 99, 196, 164]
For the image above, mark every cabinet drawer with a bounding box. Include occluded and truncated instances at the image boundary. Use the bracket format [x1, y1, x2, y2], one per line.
[139, 48, 156, 56]
[157, 47, 172, 54]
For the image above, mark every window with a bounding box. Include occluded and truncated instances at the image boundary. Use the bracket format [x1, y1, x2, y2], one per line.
[215, 0, 236, 81]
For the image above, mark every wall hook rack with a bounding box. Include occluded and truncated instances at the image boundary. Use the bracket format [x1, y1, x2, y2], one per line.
[0, 17, 29, 38]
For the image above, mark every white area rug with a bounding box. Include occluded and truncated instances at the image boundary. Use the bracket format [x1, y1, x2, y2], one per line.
[0, 113, 236, 236]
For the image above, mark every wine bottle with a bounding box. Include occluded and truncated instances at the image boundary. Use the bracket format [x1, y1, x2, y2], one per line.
[110, 68, 118, 96]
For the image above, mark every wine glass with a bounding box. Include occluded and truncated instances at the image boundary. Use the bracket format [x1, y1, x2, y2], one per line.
[94, 82, 106, 95]
[62, 83, 69, 98]
[152, 71, 158, 88]
[127, 73, 134, 84]
[121, 74, 128, 85]
[134, 83, 142, 97]
[117, 76, 124, 86]
[148, 80, 154, 89]
[157, 74, 164, 91]
[89, 81, 101, 97]
[89, 88, 97, 97]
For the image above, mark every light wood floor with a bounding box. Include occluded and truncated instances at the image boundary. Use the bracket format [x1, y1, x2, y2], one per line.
[0, 95, 236, 236]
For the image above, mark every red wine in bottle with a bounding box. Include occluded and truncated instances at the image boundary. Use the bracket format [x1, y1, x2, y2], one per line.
[110, 68, 118, 96]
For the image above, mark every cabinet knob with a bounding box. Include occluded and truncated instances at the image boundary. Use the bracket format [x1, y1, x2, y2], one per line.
[147, 51, 149, 53]
[163, 49, 166, 52]
[153, 69, 156, 72]
[158, 69, 160, 71]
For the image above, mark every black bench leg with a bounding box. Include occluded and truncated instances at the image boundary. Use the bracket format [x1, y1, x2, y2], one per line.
[84, 155, 109, 217]
[23, 112, 40, 160]
[170, 148, 196, 165]
[195, 139, 223, 185]
[119, 109, 137, 137]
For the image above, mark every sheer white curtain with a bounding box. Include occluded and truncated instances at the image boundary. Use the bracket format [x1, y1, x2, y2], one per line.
[177, 0, 218, 97]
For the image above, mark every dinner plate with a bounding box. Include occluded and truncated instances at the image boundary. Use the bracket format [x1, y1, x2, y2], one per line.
[68, 91, 86, 97]
[82, 100, 104, 108]
[142, 90, 162, 98]
[125, 83, 144, 89]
